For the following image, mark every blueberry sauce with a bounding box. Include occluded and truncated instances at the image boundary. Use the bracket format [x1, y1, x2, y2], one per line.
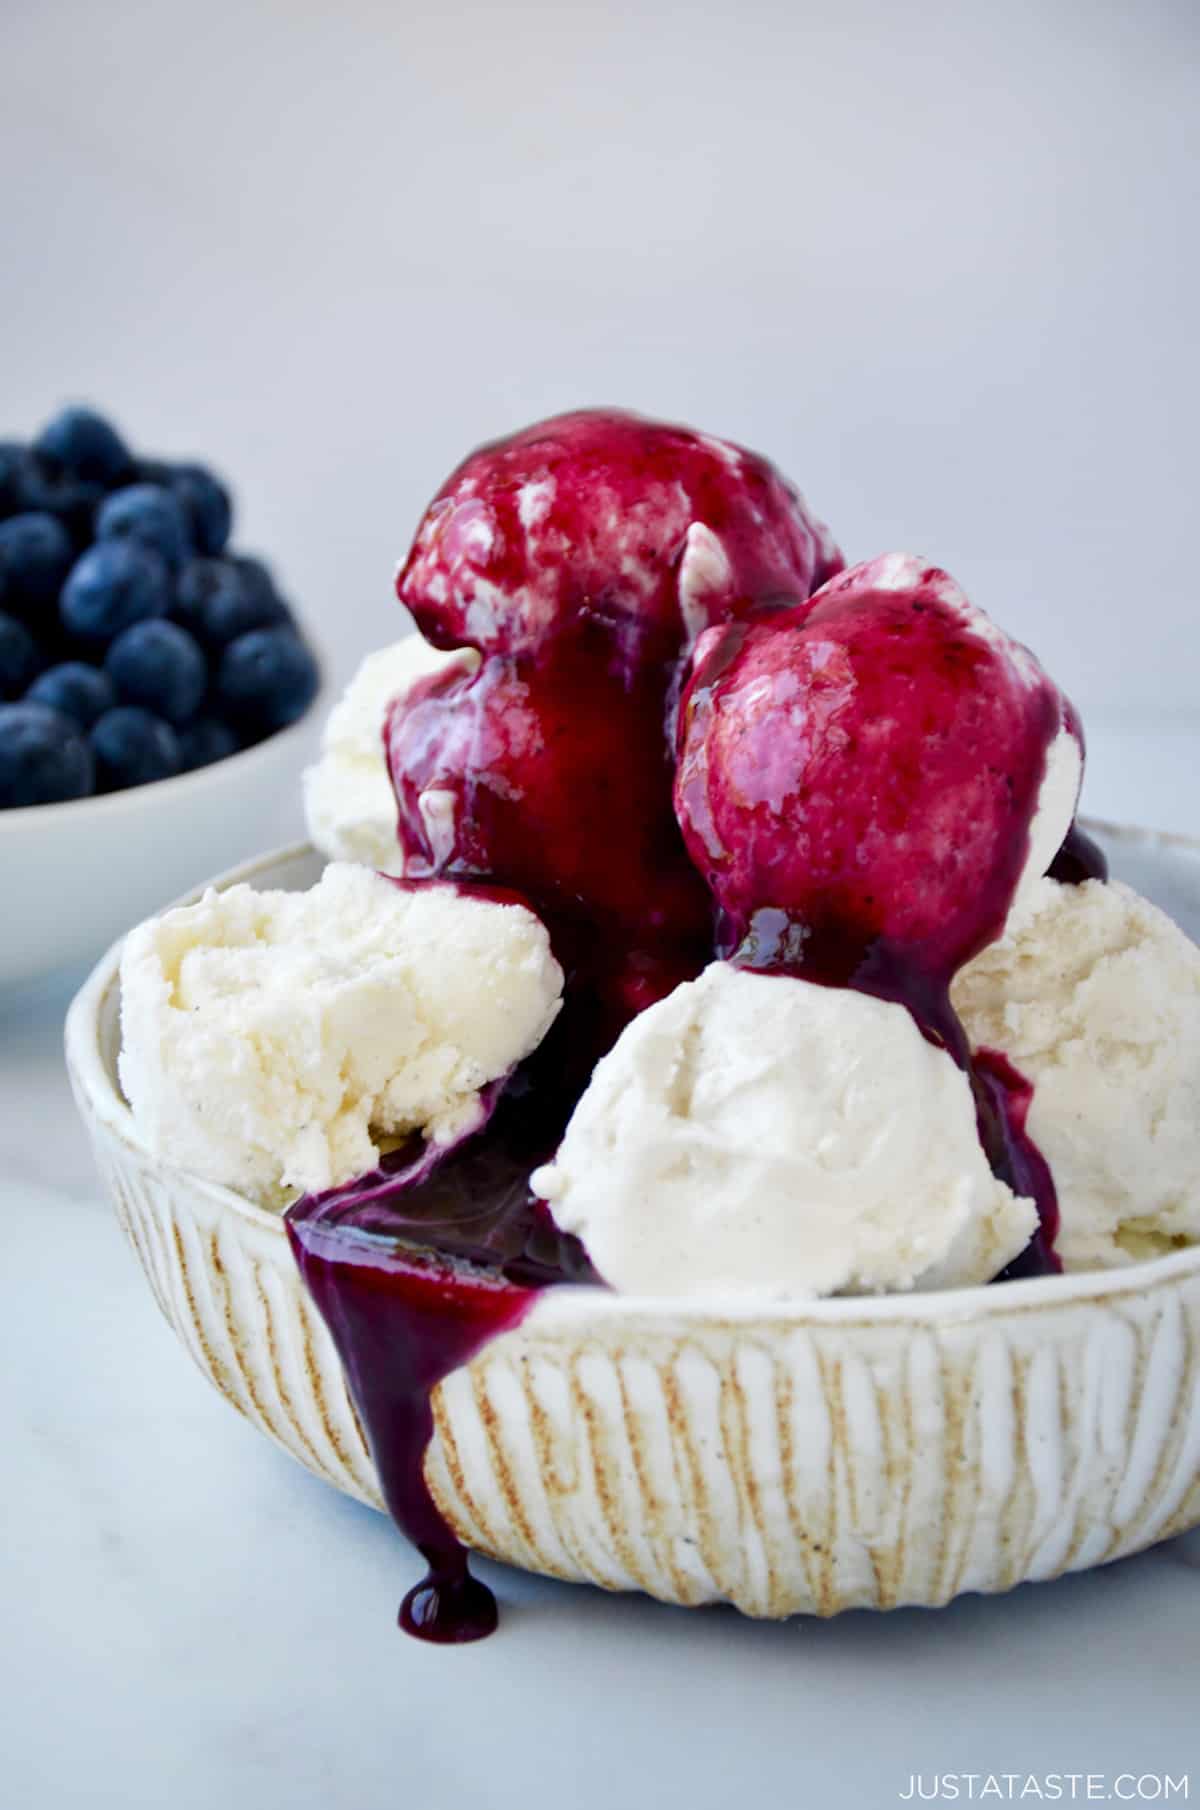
[397, 407, 842, 660]
[1050, 820, 1109, 886]
[978, 1049, 1060, 1279]
[386, 410, 842, 1026]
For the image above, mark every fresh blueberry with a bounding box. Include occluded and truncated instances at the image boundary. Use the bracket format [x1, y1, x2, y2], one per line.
[232, 555, 286, 614]
[33, 407, 133, 486]
[208, 575, 291, 643]
[60, 542, 170, 643]
[173, 558, 241, 640]
[216, 626, 319, 734]
[0, 701, 94, 807]
[96, 483, 190, 570]
[169, 464, 232, 557]
[0, 512, 75, 617]
[105, 619, 207, 725]
[175, 555, 290, 646]
[90, 706, 182, 792]
[177, 714, 238, 771]
[169, 558, 214, 639]
[27, 660, 116, 729]
[0, 612, 42, 699]
[18, 465, 104, 546]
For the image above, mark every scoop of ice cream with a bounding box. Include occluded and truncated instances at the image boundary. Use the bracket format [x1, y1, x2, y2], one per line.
[303, 630, 478, 875]
[674, 554, 1079, 986]
[397, 408, 842, 659]
[953, 877, 1200, 1270]
[118, 863, 563, 1204]
[531, 961, 1036, 1297]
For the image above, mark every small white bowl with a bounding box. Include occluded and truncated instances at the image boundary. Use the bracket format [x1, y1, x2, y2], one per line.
[65, 832, 1200, 1620]
[1, 702, 321, 990]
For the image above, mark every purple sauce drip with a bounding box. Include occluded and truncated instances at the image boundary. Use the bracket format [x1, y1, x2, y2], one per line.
[978, 1048, 1060, 1279]
[286, 1008, 603, 1643]
[1050, 821, 1109, 885]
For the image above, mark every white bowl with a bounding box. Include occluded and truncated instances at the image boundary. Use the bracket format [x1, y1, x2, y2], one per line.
[65, 829, 1200, 1620]
[1, 703, 321, 990]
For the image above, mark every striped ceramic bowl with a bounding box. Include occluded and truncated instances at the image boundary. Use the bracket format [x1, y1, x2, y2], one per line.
[64, 831, 1200, 1619]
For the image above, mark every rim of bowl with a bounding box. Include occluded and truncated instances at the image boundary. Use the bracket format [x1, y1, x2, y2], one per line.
[64, 818, 1200, 1329]
[0, 670, 324, 832]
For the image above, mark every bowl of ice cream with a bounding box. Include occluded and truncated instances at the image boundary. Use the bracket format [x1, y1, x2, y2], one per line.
[66, 409, 1200, 1643]
[64, 826, 1200, 1634]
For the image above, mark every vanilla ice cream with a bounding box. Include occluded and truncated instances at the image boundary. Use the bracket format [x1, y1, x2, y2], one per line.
[119, 862, 562, 1203]
[303, 630, 479, 874]
[532, 961, 1036, 1298]
[954, 876, 1200, 1270]
[1008, 726, 1082, 927]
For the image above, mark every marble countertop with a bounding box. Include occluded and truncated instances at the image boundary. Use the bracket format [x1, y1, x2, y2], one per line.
[5, 723, 1199, 1810]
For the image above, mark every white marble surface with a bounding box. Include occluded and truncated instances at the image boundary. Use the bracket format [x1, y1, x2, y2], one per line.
[4, 726, 1199, 1810]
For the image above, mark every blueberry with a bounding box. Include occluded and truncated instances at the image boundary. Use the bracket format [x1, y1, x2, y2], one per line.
[232, 555, 285, 614]
[177, 714, 238, 771]
[0, 512, 75, 618]
[0, 612, 42, 699]
[60, 542, 170, 643]
[90, 706, 181, 792]
[96, 483, 190, 570]
[169, 464, 232, 557]
[105, 619, 207, 725]
[27, 660, 116, 729]
[0, 701, 94, 807]
[175, 555, 290, 646]
[19, 465, 104, 546]
[216, 627, 319, 734]
[33, 407, 133, 486]
[170, 558, 216, 639]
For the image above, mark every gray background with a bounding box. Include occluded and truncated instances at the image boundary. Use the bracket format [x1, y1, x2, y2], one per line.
[3, 0, 1197, 726]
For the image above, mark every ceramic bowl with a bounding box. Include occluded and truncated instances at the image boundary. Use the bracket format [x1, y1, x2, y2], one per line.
[65, 829, 1200, 1619]
[1, 697, 322, 990]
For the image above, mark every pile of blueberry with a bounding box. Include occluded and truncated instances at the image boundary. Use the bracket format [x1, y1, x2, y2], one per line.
[0, 406, 319, 809]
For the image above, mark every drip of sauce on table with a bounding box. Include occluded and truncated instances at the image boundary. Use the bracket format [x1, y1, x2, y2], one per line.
[287, 1010, 601, 1643]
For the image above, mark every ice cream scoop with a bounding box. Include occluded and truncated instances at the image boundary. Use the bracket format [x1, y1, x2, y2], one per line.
[387, 411, 841, 1025]
[532, 961, 1037, 1297]
[954, 877, 1200, 1270]
[397, 408, 842, 659]
[118, 862, 563, 1202]
[674, 553, 1080, 999]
